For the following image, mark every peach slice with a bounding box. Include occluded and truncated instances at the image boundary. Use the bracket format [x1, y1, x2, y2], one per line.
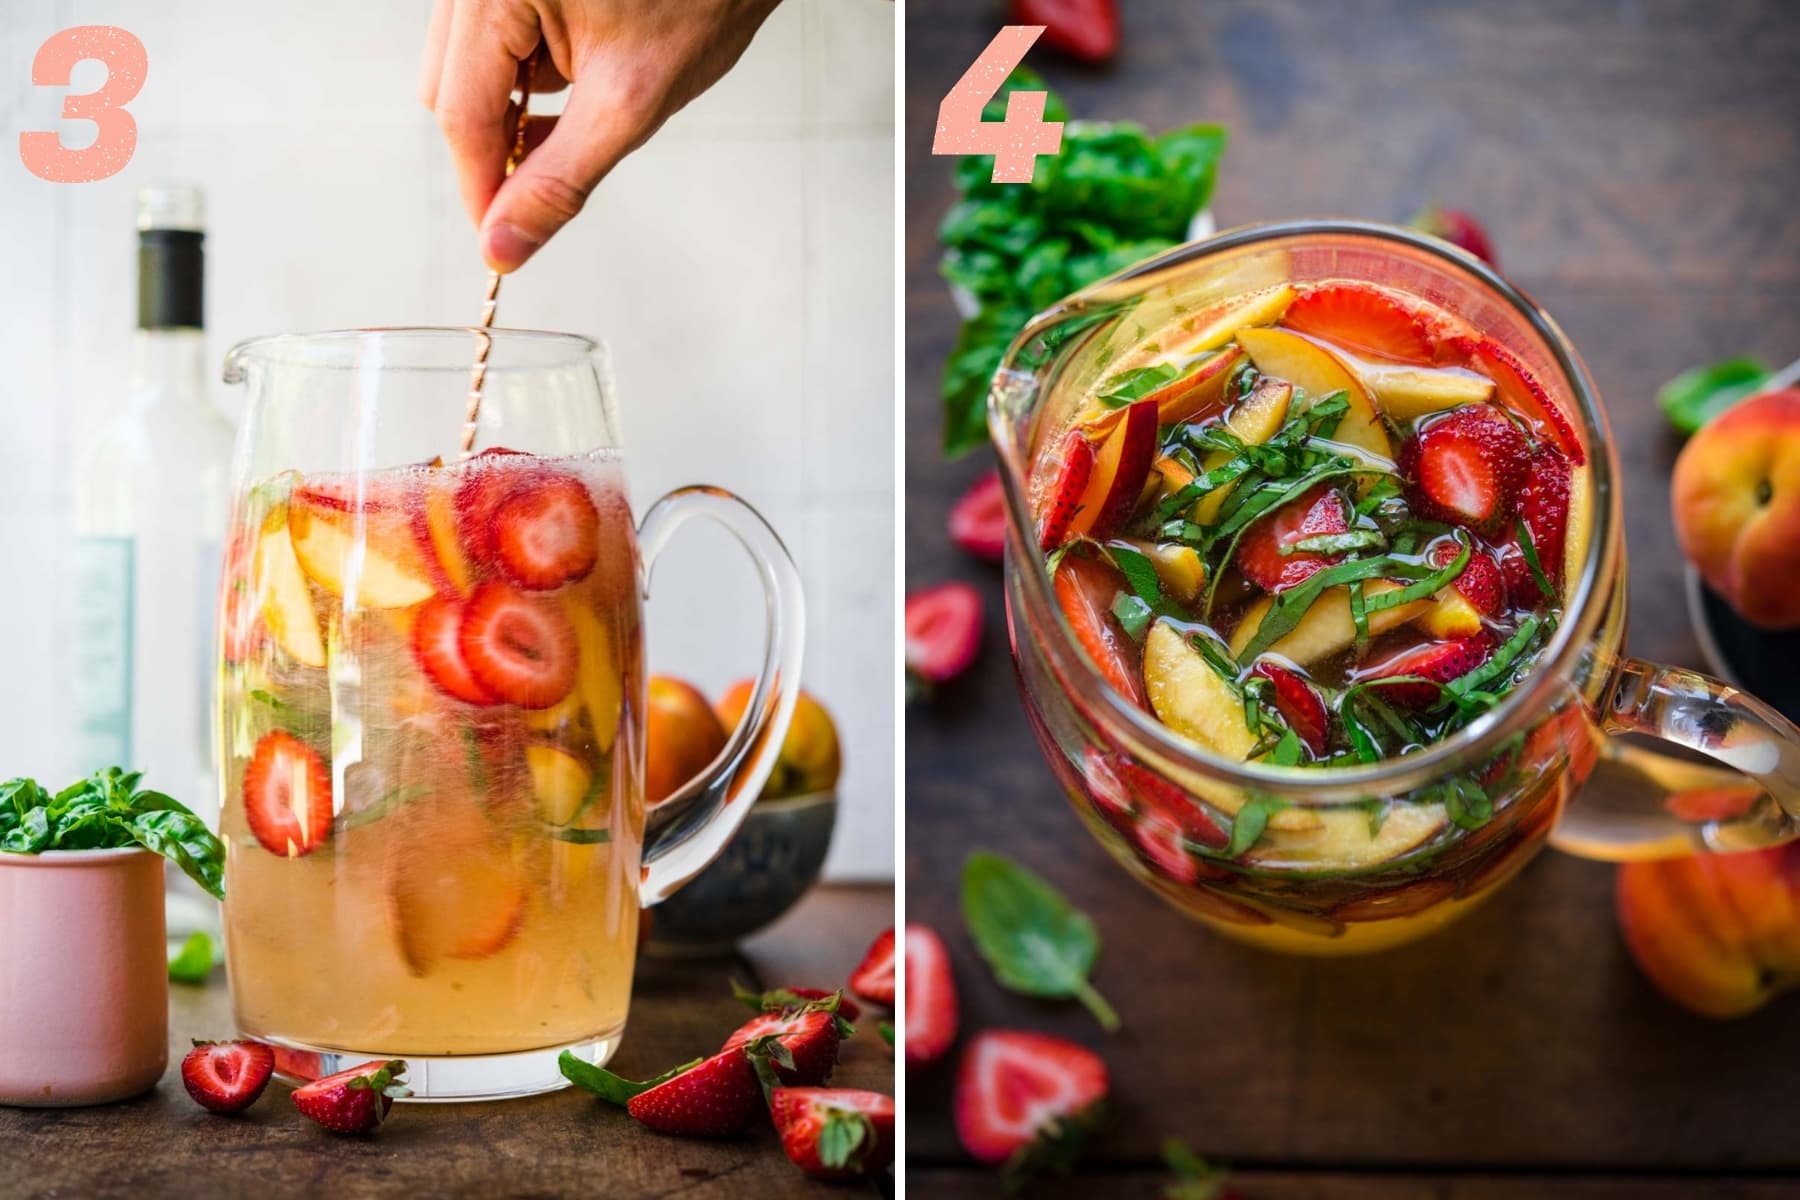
[563, 596, 623, 753]
[1228, 581, 1430, 666]
[1358, 362, 1495, 424]
[254, 512, 327, 668]
[1066, 398, 1158, 543]
[413, 476, 474, 597]
[1416, 589, 1486, 639]
[1235, 326, 1393, 463]
[1193, 377, 1293, 524]
[1562, 462, 1592, 605]
[1145, 620, 1259, 762]
[526, 742, 594, 826]
[1244, 801, 1449, 872]
[1126, 540, 1206, 605]
[1167, 285, 1297, 357]
[1142, 345, 1245, 428]
[386, 801, 528, 974]
[289, 496, 435, 609]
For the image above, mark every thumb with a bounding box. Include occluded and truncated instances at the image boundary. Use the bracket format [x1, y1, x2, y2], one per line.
[480, 79, 641, 273]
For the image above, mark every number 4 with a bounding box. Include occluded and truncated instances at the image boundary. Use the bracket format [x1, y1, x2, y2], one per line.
[19, 25, 147, 183]
[932, 26, 1064, 185]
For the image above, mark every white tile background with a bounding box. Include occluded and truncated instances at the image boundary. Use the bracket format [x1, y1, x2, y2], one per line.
[0, 0, 896, 879]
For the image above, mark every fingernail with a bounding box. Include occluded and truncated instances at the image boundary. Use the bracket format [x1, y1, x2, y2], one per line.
[482, 221, 542, 273]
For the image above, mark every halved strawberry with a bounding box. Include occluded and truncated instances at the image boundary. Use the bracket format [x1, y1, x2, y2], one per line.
[1398, 404, 1529, 532]
[458, 581, 577, 709]
[772, 1088, 896, 1179]
[950, 470, 1008, 563]
[1282, 282, 1434, 363]
[453, 446, 531, 564]
[1052, 556, 1148, 708]
[905, 582, 983, 686]
[905, 923, 959, 1067]
[1037, 431, 1095, 550]
[181, 1040, 274, 1114]
[413, 595, 497, 705]
[721, 1005, 843, 1086]
[1354, 634, 1495, 710]
[954, 1030, 1109, 1167]
[735, 983, 862, 1023]
[243, 731, 332, 858]
[1429, 538, 1505, 616]
[848, 927, 896, 1007]
[1445, 336, 1583, 464]
[291, 1059, 409, 1134]
[492, 474, 599, 590]
[1235, 486, 1352, 594]
[1251, 662, 1329, 756]
[1133, 810, 1202, 885]
[1413, 205, 1497, 267]
[627, 1048, 762, 1137]
[1498, 444, 1572, 607]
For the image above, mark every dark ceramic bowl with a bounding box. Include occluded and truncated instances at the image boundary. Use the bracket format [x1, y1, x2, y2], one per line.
[1686, 565, 1800, 725]
[645, 791, 837, 956]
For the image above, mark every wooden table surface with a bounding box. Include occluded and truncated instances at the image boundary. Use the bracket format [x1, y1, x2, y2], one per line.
[904, 1, 1800, 1195]
[0, 884, 893, 1199]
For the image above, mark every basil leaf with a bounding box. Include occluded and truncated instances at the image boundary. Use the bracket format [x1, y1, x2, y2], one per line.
[1448, 615, 1543, 699]
[1656, 356, 1768, 436]
[1223, 796, 1286, 857]
[547, 826, 612, 845]
[1268, 726, 1303, 767]
[1, 769, 226, 900]
[878, 1021, 895, 1048]
[961, 851, 1120, 1032]
[1287, 529, 1386, 557]
[1515, 518, 1556, 601]
[1098, 363, 1181, 407]
[559, 1050, 700, 1107]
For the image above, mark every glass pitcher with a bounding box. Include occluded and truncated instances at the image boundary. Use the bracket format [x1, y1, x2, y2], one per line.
[990, 221, 1800, 956]
[215, 327, 803, 1097]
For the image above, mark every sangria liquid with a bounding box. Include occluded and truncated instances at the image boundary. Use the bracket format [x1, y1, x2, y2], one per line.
[1029, 279, 1598, 951]
[218, 449, 645, 1056]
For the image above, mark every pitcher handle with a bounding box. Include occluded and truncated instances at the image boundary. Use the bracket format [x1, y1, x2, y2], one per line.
[1551, 658, 1800, 860]
[635, 486, 805, 904]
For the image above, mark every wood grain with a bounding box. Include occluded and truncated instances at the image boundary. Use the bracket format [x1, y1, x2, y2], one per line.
[904, 0, 1800, 1187]
[0, 884, 893, 1200]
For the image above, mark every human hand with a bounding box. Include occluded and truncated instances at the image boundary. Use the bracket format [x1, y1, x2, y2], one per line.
[419, 0, 783, 272]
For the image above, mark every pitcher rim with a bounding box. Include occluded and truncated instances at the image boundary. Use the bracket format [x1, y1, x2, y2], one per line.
[988, 217, 1619, 801]
[222, 326, 602, 382]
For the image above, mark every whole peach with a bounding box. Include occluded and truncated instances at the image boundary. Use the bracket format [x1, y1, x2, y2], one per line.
[645, 676, 729, 805]
[1671, 388, 1800, 629]
[715, 680, 841, 799]
[1615, 841, 1800, 1019]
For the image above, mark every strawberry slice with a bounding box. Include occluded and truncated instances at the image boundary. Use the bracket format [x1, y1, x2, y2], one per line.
[1399, 404, 1530, 532]
[1251, 662, 1329, 756]
[950, 470, 1008, 563]
[848, 927, 896, 1007]
[291, 1059, 409, 1134]
[1052, 556, 1149, 708]
[243, 731, 332, 858]
[772, 1087, 896, 1179]
[1235, 485, 1352, 593]
[905, 582, 984, 686]
[1355, 634, 1495, 710]
[1429, 538, 1506, 616]
[413, 594, 498, 705]
[627, 1048, 762, 1137]
[181, 1040, 274, 1114]
[492, 474, 599, 590]
[1038, 431, 1095, 550]
[904, 923, 959, 1068]
[1499, 445, 1572, 607]
[1445, 336, 1583, 464]
[1282, 282, 1434, 363]
[954, 1030, 1109, 1167]
[453, 446, 531, 564]
[721, 1005, 843, 1086]
[1013, 0, 1118, 63]
[220, 527, 265, 664]
[1132, 809, 1203, 885]
[458, 581, 578, 709]
[735, 983, 861, 1023]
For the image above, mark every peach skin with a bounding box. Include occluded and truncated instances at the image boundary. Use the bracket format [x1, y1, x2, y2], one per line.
[1615, 840, 1800, 1019]
[716, 681, 841, 799]
[644, 675, 729, 806]
[1671, 388, 1800, 630]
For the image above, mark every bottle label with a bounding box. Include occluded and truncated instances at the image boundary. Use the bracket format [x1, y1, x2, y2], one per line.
[71, 535, 135, 769]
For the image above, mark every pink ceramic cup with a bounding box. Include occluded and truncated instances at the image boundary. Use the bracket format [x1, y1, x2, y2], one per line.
[0, 848, 168, 1106]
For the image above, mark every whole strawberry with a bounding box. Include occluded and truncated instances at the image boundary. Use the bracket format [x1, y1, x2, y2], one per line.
[181, 1040, 274, 1114]
[291, 1059, 409, 1134]
[627, 1049, 762, 1137]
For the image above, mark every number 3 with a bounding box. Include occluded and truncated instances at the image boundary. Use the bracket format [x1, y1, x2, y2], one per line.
[932, 26, 1064, 185]
[18, 25, 147, 183]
